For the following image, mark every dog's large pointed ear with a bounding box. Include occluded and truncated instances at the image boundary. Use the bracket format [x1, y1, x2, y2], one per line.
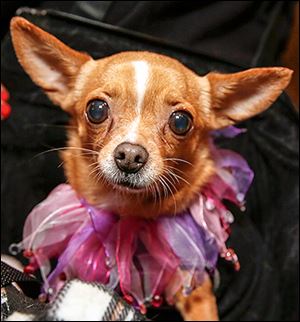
[10, 17, 92, 107]
[198, 67, 293, 129]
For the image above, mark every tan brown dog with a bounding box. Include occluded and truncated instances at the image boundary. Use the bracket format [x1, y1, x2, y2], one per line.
[10, 17, 292, 321]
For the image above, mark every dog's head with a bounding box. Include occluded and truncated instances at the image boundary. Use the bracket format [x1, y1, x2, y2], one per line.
[10, 17, 292, 217]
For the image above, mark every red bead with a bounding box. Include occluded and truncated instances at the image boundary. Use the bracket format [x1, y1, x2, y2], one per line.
[23, 249, 34, 258]
[151, 295, 163, 307]
[1, 102, 11, 120]
[23, 265, 35, 275]
[123, 294, 134, 304]
[139, 304, 147, 315]
[1, 85, 9, 101]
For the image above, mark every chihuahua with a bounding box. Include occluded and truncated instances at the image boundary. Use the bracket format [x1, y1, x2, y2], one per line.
[10, 17, 292, 321]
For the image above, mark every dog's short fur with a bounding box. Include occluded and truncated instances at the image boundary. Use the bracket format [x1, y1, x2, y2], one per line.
[10, 17, 292, 321]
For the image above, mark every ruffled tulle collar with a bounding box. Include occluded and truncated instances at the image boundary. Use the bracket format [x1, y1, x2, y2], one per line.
[10, 126, 253, 312]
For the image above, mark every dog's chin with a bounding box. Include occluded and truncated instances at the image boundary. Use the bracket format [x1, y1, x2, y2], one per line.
[112, 180, 147, 194]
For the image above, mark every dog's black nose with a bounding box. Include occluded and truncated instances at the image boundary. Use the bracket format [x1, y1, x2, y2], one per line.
[114, 142, 149, 174]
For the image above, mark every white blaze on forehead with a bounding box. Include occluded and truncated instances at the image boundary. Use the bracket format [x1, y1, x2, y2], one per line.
[125, 60, 149, 142]
[126, 115, 141, 142]
[133, 60, 149, 113]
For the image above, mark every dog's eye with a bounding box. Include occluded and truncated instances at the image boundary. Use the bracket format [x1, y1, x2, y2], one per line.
[86, 100, 109, 124]
[169, 111, 192, 135]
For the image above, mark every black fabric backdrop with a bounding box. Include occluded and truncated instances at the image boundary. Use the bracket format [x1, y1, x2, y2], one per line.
[1, 2, 299, 321]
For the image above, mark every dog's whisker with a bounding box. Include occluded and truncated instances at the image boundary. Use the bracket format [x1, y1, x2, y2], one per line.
[95, 172, 106, 185]
[161, 172, 178, 193]
[32, 146, 99, 160]
[89, 166, 101, 179]
[151, 176, 160, 207]
[172, 173, 191, 186]
[164, 164, 186, 175]
[158, 176, 168, 199]
[84, 141, 105, 151]
[163, 165, 192, 188]
[89, 166, 107, 186]
[164, 157, 194, 167]
[165, 168, 191, 186]
[163, 168, 180, 185]
[153, 180, 163, 213]
[57, 160, 65, 168]
[148, 183, 157, 205]
[159, 174, 177, 216]
[87, 161, 101, 169]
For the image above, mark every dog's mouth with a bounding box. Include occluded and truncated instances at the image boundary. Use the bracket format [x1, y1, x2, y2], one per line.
[115, 178, 145, 192]
[107, 172, 151, 194]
